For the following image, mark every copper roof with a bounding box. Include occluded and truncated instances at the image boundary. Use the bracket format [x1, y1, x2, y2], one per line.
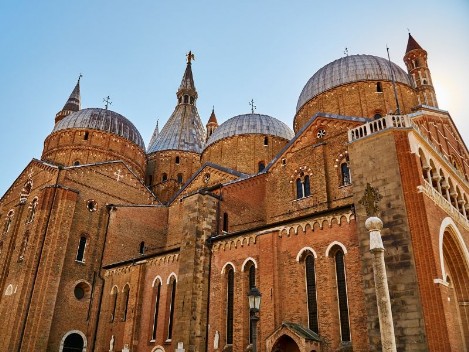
[296, 54, 412, 112]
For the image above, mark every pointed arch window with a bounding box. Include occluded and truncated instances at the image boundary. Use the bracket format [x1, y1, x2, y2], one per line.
[246, 262, 256, 344]
[341, 162, 351, 186]
[76, 236, 87, 262]
[334, 248, 350, 341]
[122, 284, 130, 321]
[110, 286, 118, 322]
[20, 180, 32, 204]
[167, 276, 177, 340]
[305, 254, 319, 333]
[151, 279, 162, 341]
[226, 266, 234, 345]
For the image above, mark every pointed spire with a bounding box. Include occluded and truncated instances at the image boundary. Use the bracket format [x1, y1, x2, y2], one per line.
[406, 33, 423, 53]
[147, 119, 160, 152]
[208, 106, 218, 124]
[55, 75, 81, 124]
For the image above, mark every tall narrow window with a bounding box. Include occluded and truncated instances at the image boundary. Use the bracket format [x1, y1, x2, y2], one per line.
[341, 162, 351, 186]
[376, 82, 383, 93]
[223, 212, 229, 232]
[296, 178, 304, 199]
[304, 176, 311, 197]
[162, 173, 168, 182]
[18, 230, 30, 262]
[122, 284, 130, 321]
[177, 173, 183, 183]
[151, 280, 162, 341]
[335, 249, 350, 341]
[167, 277, 177, 340]
[248, 263, 256, 344]
[110, 286, 118, 322]
[26, 198, 38, 223]
[76, 236, 87, 262]
[139, 241, 145, 255]
[175, 156, 180, 164]
[263, 136, 269, 146]
[84, 131, 89, 140]
[305, 255, 319, 333]
[2, 210, 14, 236]
[226, 267, 234, 344]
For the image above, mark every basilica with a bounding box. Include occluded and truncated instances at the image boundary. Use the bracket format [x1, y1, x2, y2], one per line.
[0, 34, 468, 351]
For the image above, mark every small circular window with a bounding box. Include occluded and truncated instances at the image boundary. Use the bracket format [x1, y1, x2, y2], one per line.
[317, 129, 326, 139]
[87, 200, 97, 212]
[74, 282, 90, 300]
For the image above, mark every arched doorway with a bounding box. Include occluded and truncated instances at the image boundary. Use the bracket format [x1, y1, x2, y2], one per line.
[60, 330, 86, 352]
[443, 228, 469, 350]
[272, 335, 300, 352]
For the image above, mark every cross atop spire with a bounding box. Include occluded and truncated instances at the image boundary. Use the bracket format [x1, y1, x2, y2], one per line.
[103, 96, 112, 110]
[249, 99, 256, 114]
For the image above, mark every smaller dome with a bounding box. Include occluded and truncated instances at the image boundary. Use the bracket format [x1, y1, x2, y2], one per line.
[53, 108, 145, 149]
[205, 113, 294, 148]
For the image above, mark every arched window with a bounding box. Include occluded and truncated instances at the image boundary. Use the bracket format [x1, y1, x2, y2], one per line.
[246, 262, 256, 344]
[258, 161, 265, 172]
[305, 255, 319, 333]
[122, 284, 130, 321]
[263, 136, 269, 146]
[62, 332, 85, 352]
[162, 173, 168, 182]
[20, 180, 32, 204]
[183, 95, 189, 104]
[334, 248, 350, 341]
[373, 113, 382, 119]
[139, 241, 145, 255]
[76, 236, 87, 262]
[110, 286, 118, 322]
[18, 230, 30, 262]
[223, 212, 229, 232]
[341, 162, 351, 186]
[2, 210, 14, 236]
[26, 198, 38, 224]
[175, 156, 180, 164]
[296, 173, 311, 199]
[226, 266, 234, 345]
[151, 279, 162, 341]
[167, 276, 177, 340]
[177, 173, 183, 183]
[376, 82, 383, 93]
[84, 131, 89, 140]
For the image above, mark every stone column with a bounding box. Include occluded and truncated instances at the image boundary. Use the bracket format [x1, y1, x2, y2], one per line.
[366, 217, 397, 352]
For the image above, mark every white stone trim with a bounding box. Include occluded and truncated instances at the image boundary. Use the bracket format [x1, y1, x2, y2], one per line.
[151, 346, 165, 352]
[110, 285, 118, 294]
[152, 275, 163, 287]
[241, 257, 258, 271]
[437, 217, 469, 284]
[166, 272, 177, 284]
[59, 330, 87, 352]
[325, 241, 347, 257]
[296, 247, 318, 262]
[221, 261, 236, 274]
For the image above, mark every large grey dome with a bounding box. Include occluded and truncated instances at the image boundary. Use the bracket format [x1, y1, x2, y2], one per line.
[53, 108, 145, 149]
[205, 113, 294, 148]
[296, 54, 412, 112]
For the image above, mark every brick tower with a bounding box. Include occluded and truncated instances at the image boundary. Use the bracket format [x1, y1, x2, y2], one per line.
[205, 107, 218, 142]
[403, 33, 438, 108]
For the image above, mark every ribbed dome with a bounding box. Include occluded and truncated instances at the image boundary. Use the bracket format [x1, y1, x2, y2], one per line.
[205, 113, 294, 148]
[296, 54, 412, 112]
[52, 108, 145, 149]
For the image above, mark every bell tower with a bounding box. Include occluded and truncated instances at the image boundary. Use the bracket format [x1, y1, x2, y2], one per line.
[403, 33, 438, 108]
[206, 107, 218, 141]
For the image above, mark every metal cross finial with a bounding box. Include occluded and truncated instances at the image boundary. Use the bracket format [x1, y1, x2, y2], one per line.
[249, 99, 256, 114]
[186, 51, 195, 64]
[344, 47, 349, 56]
[103, 96, 112, 110]
[78, 73, 83, 82]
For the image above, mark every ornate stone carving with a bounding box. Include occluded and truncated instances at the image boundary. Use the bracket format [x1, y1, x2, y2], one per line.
[359, 183, 382, 216]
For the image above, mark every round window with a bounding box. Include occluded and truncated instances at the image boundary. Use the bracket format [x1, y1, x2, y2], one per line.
[74, 282, 90, 301]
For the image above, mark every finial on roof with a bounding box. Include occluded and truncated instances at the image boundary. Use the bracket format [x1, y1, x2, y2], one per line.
[344, 47, 349, 57]
[249, 99, 257, 114]
[103, 96, 112, 110]
[208, 106, 218, 124]
[78, 73, 83, 83]
[186, 51, 195, 64]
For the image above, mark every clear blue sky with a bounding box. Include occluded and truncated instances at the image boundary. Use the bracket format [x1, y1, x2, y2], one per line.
[1, 0, 468, 195]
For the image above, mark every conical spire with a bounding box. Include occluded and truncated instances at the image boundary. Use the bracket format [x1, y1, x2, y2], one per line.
[55, 75, 81, 124]
[147, 119, 159, 152]
[406, 33, 423, 53]
[147, 53, 205, 154]
[208, 106, 218, 124]
[206, 106, 219, 142]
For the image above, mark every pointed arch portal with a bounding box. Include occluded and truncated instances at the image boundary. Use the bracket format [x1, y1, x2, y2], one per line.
[272, 334, 300, 352]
